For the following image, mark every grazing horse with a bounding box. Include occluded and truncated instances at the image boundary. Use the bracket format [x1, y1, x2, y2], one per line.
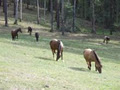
[28, 26, 32, 35]
[83, 49, 102, 73]
[103, 36, 110, 44]
[11, 28, 22, 40]
[50, 39, 64, 61]
[35, 32, 39, 42]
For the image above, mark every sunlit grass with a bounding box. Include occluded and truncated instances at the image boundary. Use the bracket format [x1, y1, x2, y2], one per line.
[0, 6, 120, 90]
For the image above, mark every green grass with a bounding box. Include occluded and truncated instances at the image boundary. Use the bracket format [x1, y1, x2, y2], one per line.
[0, 21, 120, 90]
[0, 6, 120, 90]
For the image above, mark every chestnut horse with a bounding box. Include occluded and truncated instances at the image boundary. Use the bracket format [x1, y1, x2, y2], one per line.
[11, 28, 22, 40]
[28, 26, 32, 35]
[50, 39, 64, 61]
[103, 36, 110, 44]
[83, 49, 102, 73]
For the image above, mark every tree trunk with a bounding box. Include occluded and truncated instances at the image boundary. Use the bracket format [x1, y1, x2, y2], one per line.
[91, 0, 96, 34]
[61, 0, 64, 35]
[0, 0, 1, 6]
[14, 0, 19, 24]
[48, 0, 50, 12]
[56, 0, 60, 29]
[50, 0, 53, 32]
[37, 0, 40, 24]
[19, 0, 22, 22]
[116, 0, 118, 23]
[44, 0, 46, 21]
[3, 0, 4, 12]
[4, 0, 8, 26]
[73, 0, 76, 32]
[13, 0, 16, 16]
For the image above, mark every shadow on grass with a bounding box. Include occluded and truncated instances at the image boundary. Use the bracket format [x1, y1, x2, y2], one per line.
[69, 67, 89, 72]
[35, 56, 54, 61]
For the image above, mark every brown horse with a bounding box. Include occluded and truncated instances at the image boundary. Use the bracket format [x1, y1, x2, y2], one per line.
[50, 39, 64, 61]
[28, 26, 32, 35]
[11, 28, 22, 40]
[103, 36, 110, 44]
[83, 49, 102, 73]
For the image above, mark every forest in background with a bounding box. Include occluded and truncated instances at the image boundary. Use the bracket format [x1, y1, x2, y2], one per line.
[1, 0, 120, 35]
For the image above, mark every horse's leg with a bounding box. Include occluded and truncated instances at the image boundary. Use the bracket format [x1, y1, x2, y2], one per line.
[95, 64, 97, 71]
[12, 36, 14, 40]
[61, 52, 64, 62]
[106, 40, 108, 44]
[52, 50, 55, 60]
[17, 34, 18, 39]
[87, 61, 91, 70]
[103, 39, 105, 43]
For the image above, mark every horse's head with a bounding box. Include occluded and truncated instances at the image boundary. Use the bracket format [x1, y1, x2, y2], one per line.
[56, 41, 63, 61]
[56, 50, 61, 61]
[18, 28, 22, 33]
[97, 65, 102, 73]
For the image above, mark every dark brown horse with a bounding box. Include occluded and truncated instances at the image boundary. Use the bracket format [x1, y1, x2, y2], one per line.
[103, 36, 110, 44]
[28, 26, 32, 35]
[50, 39, 64, 61]
[35, 32, 39, 42]
[11, 28, 22, 40]
[83, 49, 102, 73]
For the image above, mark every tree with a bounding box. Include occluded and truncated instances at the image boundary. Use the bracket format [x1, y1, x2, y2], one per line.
[0, 0, 1, 6]
[14, 0, 19, 24]
[56, 0, 60, 29]
[19, 0, 22, 22]
[50, 0, 53, 32]
[91, 0, 96, 34]
[61, 0, 64, 35]
[44, 0, 46, 21]
[36, 0, 40, 24]
[72, 0, 76, 32]
[4, 0, 8, 26]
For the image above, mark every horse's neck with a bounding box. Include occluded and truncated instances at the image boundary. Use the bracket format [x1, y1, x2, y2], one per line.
[93, 51, 101, 65]
[16, 30, 19, 33]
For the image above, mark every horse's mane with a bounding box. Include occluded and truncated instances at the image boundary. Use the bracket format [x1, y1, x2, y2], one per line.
[58, 40, 61, 51]
[93, 50, 101, 65]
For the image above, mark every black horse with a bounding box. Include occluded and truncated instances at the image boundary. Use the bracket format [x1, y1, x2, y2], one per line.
[11, 28, 22, 40]
[35, 32, 39, 42]
[103, 36, 110, 44]
[28, 26, 32, 35]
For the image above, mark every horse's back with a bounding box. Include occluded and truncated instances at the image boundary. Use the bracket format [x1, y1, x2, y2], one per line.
[83, 49, 95, 62]
[50, 39, 59, 50]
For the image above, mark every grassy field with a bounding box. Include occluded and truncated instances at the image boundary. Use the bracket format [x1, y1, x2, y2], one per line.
[0, 6, 120, 90]
[0, 19, 120, 90]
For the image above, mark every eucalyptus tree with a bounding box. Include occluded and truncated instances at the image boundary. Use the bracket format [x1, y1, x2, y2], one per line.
[50, 0, 53, 32]
[19, 0, 22, 22]
[61, 0, 64, 35]
[4, 0, 8, 26]
[36, 0, 40, 24]
[91, 0, 96, 34]
[72, 0, 76, 32]
[14, 0, 19, 24]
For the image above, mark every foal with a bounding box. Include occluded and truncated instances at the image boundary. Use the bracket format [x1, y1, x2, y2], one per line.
[28, 26, 32, 35]
[83, 49, 102, 73]
[103, 36, 110, 44]
[35, 32, 39, 42]
[11, 28, 22, 40]
[50, 39, 64, 61]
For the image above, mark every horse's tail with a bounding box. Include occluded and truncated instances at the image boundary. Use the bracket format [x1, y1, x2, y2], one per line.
[92, 50, 101, 65]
